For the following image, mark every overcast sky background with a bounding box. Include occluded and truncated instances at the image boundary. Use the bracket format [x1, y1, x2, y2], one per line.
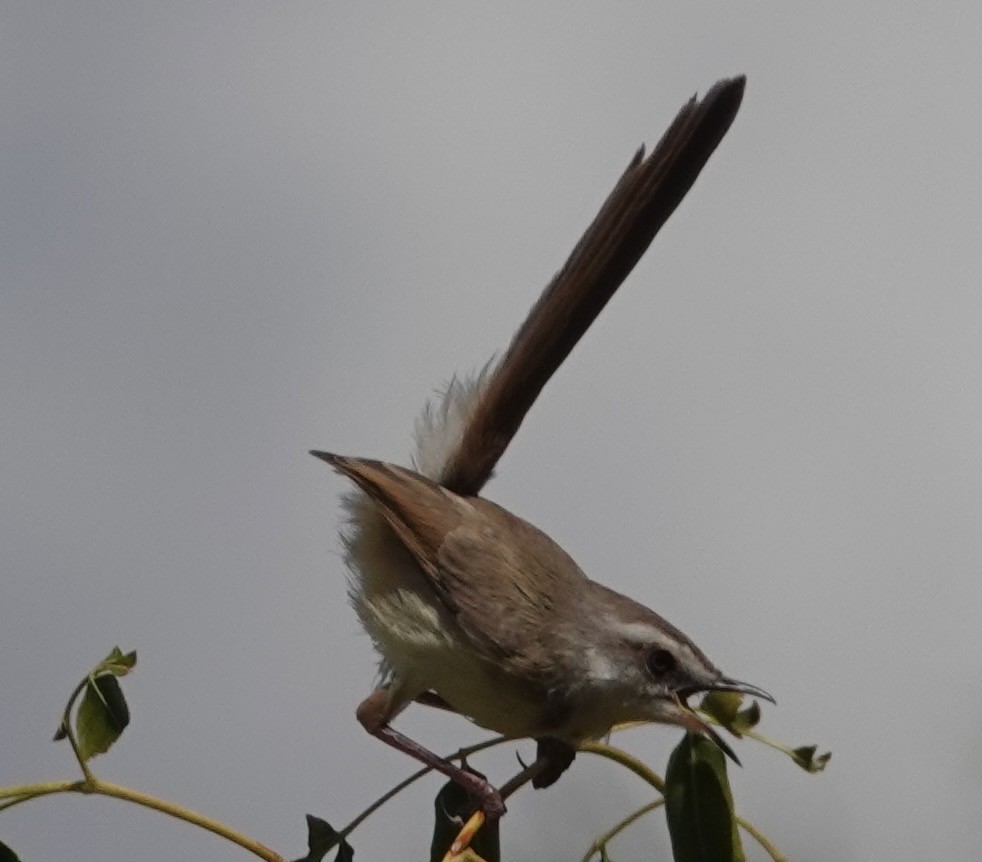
[4, 4, 982, 861]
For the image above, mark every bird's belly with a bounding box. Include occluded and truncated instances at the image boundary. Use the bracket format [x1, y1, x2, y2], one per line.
[433, 664, 551, 739]
[355, 588, 551, 737]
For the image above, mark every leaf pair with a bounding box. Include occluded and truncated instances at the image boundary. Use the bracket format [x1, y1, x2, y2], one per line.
[53, 646, 136, 762]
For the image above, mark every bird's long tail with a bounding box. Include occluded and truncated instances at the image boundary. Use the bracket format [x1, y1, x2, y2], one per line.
[412, 76, 746, 494]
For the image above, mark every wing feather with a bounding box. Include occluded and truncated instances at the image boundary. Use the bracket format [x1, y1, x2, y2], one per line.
[314, 452, 587, 679]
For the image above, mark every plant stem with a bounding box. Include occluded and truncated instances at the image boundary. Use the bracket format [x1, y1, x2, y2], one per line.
[340, 763, 432, 837]
[339, 735, 505, 839]
[577, 740, 666, 793]
[579, 799, 663, 862]
[58, 678, 95, 784]
[736, 814, 788, 862]
[0, 779, 81, 812]
[93, 779, 285, 861]
[0, 777, 285, 862]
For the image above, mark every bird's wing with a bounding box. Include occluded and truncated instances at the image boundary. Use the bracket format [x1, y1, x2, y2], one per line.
[316, 452, 583, 679]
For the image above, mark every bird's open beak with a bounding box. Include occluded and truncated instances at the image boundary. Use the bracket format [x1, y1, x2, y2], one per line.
[672, 674, 775, 766]
[672, 702, 741, 764]
[706, 674, 776, 705]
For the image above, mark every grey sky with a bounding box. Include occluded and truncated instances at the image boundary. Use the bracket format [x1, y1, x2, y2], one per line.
[3, 4, 981, 860]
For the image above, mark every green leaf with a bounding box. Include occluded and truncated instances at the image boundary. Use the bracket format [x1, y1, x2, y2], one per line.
[731, 700, 761, 734]
[98, 646, 137, 677]
[76, 674, 130, 761]
[665, 733, 745, 862]
[699, 692, 761, 738]
[430, 779, 499, 862]
[292, 815, 352, 862]
[700, 691, 741, 728]
[0, 839, 22, 862]
[791, 745, 832, 773]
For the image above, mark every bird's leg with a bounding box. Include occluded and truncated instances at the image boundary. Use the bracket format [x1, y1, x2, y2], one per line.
[412, 692, 577, 790]
[357, 687, 506, 819]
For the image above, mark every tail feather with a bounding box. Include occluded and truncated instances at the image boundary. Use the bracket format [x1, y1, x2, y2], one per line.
[437, 77, 746, 495]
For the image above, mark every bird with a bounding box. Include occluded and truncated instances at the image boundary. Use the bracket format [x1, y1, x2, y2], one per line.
[312, 75, 771, 818]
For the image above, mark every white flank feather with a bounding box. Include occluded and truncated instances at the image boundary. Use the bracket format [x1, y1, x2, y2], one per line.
[337, 362, 494, 689]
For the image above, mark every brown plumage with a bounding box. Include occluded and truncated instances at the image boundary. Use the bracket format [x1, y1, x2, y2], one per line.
[320, 452, 590, 684]
[439, 76, 746, 495]
[312, 76, 772, 819]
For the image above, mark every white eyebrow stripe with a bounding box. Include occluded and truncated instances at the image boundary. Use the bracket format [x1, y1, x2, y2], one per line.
[603, 615, 664, 645]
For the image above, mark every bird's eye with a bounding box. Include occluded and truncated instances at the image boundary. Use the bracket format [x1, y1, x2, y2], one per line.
[645, 648, 676, 677]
